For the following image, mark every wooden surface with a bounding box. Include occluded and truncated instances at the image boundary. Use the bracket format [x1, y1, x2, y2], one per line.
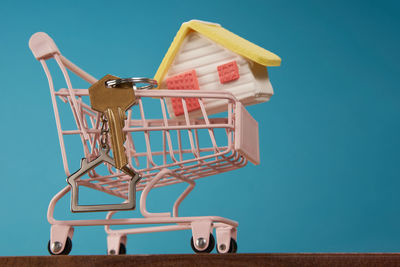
[1, 253, 400, 267]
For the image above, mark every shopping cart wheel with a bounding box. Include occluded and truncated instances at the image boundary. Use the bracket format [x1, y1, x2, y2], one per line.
[119, 243, 127, 255]
[216, 238, 238, 254]
[190, 234, 215, 253]
[47, 237, 72, 255]
[231, 238, 238, 253]
[107, 243, 126, 255]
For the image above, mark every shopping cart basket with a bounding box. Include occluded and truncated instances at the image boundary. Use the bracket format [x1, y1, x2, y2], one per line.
[29, 32, 260, 255]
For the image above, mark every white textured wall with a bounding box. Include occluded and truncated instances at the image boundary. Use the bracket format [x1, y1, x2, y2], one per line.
[163, 32, 273, 117]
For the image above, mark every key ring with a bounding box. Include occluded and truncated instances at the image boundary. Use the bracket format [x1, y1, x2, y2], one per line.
[106, 77, 158, 90]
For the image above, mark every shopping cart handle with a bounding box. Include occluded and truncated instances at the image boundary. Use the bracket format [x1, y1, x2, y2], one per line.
[29, 32, 60, 60]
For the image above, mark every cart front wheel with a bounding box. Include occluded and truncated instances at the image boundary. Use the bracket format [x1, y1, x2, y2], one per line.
[48, 237, 72, 255]
[190, 234, 215, 253]
[217, 238, 238, 253]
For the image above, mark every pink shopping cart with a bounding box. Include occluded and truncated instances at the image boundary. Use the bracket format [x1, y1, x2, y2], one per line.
[29, 32, 261, 255]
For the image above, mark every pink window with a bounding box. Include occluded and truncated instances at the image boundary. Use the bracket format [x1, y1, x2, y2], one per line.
[217, 61, 240, 84]
[165, 70, 201, 116]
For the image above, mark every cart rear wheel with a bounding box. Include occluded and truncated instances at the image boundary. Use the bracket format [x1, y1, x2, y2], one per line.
[190, 234, 215, 253]
[108, 243, 126, 255]
[119, 243, 126, 255]
[48, 237, 72, 255]
[231, 238, 238, 253]
[216, 238, 237, 254]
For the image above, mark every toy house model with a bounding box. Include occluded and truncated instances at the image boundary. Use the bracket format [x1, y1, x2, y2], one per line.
[154, 20, 281, 117]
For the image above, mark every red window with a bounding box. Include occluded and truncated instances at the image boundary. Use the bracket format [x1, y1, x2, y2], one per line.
[217, 61, 240, 84]
[165, 70, 201, 116]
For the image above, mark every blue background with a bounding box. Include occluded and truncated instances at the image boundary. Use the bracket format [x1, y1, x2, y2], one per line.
[0, 0, 399, 256]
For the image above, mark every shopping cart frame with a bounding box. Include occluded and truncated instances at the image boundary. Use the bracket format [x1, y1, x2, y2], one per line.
[30, 32, 260, 255]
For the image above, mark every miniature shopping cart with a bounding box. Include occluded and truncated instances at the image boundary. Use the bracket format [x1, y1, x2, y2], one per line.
[29, 32, 262, 255]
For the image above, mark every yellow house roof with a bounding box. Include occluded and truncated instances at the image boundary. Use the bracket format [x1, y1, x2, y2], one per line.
[154, 20, 281, 87]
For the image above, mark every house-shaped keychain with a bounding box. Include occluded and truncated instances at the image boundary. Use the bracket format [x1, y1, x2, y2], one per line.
[154, 20, 281, 117]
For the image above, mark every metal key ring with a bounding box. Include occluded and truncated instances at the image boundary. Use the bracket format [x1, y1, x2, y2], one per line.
[106, 77, 158, 90]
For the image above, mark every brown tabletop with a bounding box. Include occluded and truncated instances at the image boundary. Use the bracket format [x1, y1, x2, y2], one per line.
[1, 253, 400, 267]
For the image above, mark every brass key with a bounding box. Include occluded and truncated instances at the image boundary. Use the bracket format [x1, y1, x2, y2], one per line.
[89, 74, 135, 169]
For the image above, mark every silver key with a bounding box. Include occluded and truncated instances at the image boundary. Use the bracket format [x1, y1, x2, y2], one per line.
[67, 147, 140, 212]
